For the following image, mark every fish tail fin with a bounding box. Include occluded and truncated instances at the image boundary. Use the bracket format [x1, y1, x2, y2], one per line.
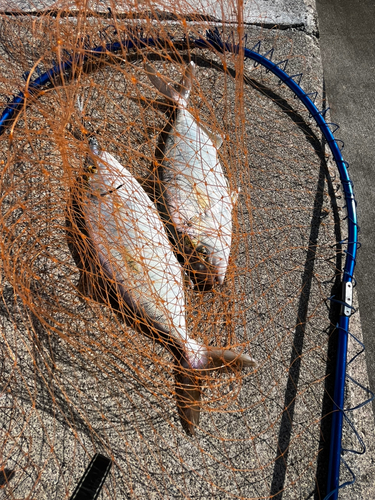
[204, 347, 257, 370]
[75, 96, 101, 155]
[175, 346, 256, 435]
[76, 95, 92, 137]
[174, 358, 201, 436]
[176, 61, 195, 101]
[144, 62, 196, 108]
[67, 96, 100, 161]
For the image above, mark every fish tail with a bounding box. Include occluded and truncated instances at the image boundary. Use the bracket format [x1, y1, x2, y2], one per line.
[74, 95, 102, 168]
[76, 95, 92, 137]
[176, 61, 195, 101]
[144, 62, 196, 108]
[175, 347, 256, 435]
[174, 358, 201, 436]
[203, 347, 257, 370]
[75, 96, 100, 153]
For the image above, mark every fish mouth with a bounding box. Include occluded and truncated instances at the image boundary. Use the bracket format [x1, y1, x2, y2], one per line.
[185, 251, 218, 291]
[181, 238, 219, 291]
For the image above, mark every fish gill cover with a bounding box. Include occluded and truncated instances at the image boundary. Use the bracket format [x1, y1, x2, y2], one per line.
[0, 1, 360, 499]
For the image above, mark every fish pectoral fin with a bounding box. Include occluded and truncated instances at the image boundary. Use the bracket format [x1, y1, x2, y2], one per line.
[197, 121, 223, 149]
[204, 347, 257, 371]
[175, 361, 201, 436]
[145, 64, 186, 107]
[192, 184, 210, 212]
[231, 189, 240, 206]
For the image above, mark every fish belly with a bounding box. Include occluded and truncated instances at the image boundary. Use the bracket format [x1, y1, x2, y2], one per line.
[162, 109, 233, 238]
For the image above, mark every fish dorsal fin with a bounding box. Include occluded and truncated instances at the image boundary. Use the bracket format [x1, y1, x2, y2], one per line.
[145, 62, 196, 108]
[197, 121, 223, 149]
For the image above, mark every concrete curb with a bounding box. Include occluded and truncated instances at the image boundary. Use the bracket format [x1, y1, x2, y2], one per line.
[0, 0, 318, 33]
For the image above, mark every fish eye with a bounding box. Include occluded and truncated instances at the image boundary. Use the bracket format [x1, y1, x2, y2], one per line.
[196, 245, 210, 261]
[193, 262, 207, 272]
[196, 245, 208, 254]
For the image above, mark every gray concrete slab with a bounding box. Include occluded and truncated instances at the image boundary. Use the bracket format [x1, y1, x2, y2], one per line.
[315, 0, 375, 403]
[341, 290, 375, 500]
[0, 0, 54, 9]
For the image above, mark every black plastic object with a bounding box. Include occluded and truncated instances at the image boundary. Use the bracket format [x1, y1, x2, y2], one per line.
[69, 454, 112, 500]
[0, 468, 15, 488]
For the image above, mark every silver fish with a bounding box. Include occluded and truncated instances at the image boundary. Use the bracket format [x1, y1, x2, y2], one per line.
[66, 135, 255, 435]
[145, 62, 239, 291]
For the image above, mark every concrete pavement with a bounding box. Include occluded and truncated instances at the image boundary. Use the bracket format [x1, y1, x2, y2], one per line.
[316, 0, 375, 417]
[315, 1, 375, 496]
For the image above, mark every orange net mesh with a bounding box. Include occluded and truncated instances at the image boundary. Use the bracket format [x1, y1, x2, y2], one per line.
[0, 2, 342, 498]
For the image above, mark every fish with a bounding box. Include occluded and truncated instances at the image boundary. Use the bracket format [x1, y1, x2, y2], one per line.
[144, 61, 239, 291]
[66, 136, 256, 435]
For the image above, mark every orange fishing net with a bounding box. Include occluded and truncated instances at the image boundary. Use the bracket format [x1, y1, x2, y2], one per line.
[0, 2, 343, 498]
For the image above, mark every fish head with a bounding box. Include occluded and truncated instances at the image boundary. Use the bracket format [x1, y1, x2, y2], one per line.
[188, 232, 231, 289]
[184, 195, 234, 289]
[183, 241, 230, 290]
[182, 238, 217, 291]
